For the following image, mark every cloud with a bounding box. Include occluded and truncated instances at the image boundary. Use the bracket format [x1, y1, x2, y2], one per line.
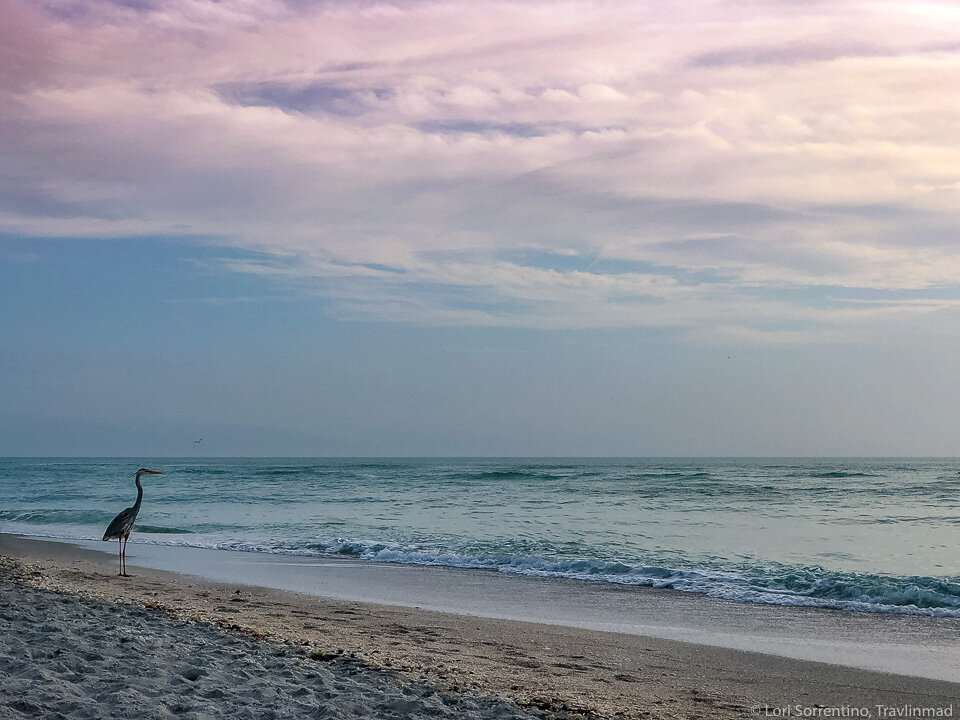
[3, 0, 960, 339]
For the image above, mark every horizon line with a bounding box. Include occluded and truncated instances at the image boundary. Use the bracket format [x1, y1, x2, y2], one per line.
[4, 455, 960, 460]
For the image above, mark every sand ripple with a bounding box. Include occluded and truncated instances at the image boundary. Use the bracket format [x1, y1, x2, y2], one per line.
[0, 578, 536, 720]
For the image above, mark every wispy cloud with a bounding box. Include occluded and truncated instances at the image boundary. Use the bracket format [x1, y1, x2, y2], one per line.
[3, 0, 960, 339]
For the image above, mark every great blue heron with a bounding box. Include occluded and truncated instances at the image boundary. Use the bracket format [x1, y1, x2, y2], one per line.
[102, 468, 163, 576]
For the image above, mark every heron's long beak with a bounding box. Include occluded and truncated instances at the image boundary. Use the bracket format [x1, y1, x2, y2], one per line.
[147, 470, 164, 474]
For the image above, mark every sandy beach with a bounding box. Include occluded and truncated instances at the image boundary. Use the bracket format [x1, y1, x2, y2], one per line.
[2, 534, 959, 719]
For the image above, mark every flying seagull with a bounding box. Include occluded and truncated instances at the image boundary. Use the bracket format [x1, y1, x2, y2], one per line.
[193, 438, 203, 444]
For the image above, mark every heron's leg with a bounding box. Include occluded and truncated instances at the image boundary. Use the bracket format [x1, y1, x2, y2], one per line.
[118, 538, 123, 576]
[122, 537, 129, 576]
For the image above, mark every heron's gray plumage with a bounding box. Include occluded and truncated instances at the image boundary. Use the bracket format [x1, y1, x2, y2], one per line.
[102, 468, 162, 576]
[102, 503, 140, 540]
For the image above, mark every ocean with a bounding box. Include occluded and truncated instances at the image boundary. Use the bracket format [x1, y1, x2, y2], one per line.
[2, 457, 958, 617]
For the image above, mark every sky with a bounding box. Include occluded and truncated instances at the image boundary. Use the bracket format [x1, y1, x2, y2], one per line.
[2, 0, 960, 456]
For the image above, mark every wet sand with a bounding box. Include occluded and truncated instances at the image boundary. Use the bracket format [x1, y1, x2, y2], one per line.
[2, 533, 959, 719]
[41, 535, 960, 682]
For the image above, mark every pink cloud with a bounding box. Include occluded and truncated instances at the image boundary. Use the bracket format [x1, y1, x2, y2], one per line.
[3, 0, 960, 336]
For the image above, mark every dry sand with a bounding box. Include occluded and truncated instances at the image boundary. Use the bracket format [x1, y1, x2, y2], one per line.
[1, 562, 536, 720]
[2, 533, 959, 719]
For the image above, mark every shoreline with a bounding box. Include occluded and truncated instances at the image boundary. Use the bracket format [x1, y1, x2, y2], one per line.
[3, 533, 960, 718]
[7, 531, 960, 681]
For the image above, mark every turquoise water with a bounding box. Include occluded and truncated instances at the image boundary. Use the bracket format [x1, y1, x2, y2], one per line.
[2, 457, 959, 616]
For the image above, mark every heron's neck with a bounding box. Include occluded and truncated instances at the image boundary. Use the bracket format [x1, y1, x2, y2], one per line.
[133, 476, 143, 511]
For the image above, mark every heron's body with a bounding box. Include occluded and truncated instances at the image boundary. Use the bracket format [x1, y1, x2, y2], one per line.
[102, 479, 142, 541]
[102, 468, 162, 576]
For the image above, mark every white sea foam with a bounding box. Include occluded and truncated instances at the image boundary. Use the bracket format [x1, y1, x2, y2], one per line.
[6, 520, 960, 619]
[4, 457, 960, 619]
